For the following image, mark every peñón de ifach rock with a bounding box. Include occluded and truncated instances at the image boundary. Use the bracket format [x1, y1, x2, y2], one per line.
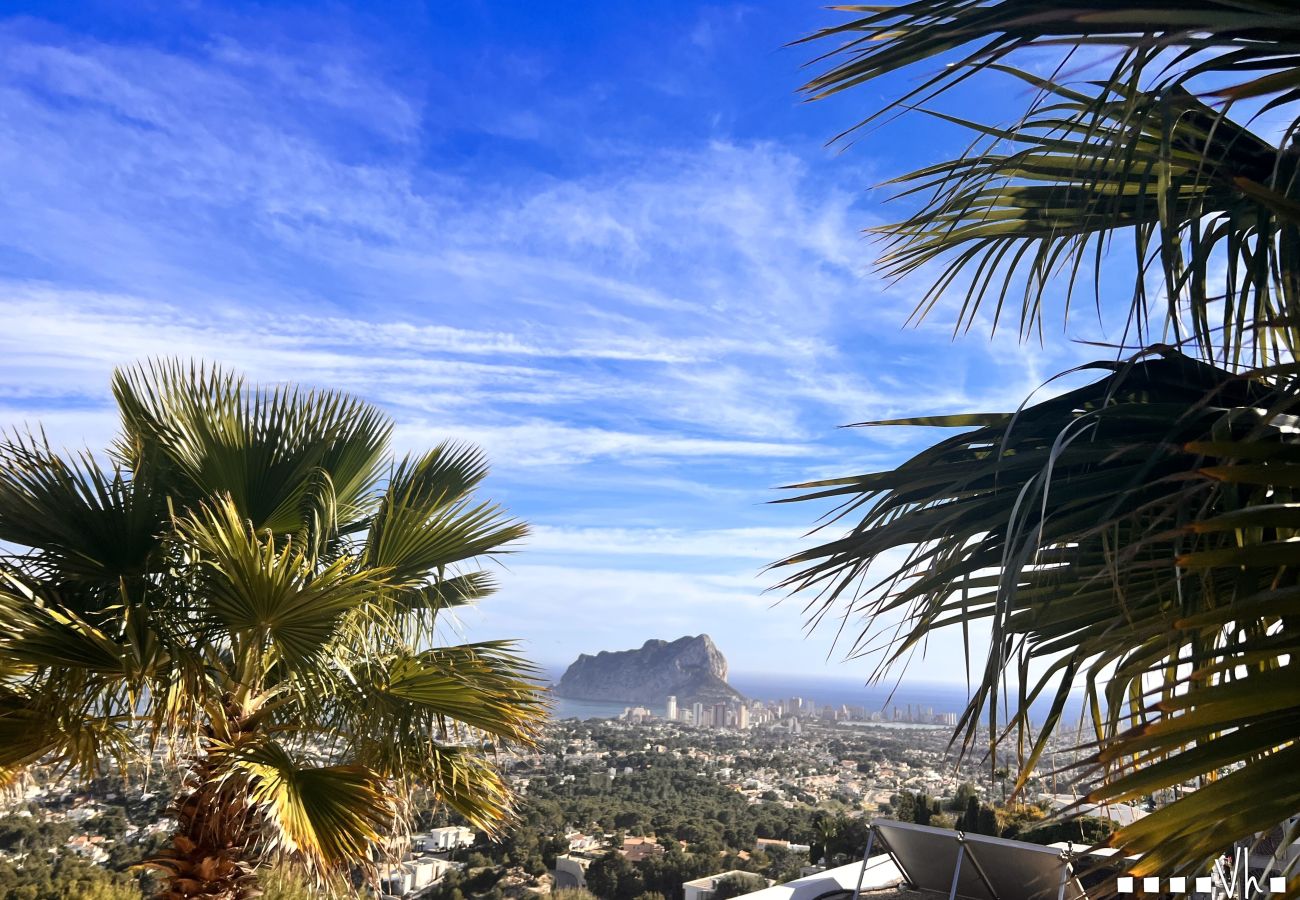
[553, 635, 745, 705]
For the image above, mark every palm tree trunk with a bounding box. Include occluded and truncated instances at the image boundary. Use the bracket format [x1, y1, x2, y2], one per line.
[149, 700, 262, 899]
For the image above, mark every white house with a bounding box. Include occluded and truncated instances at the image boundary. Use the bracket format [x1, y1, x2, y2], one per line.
[555, 854, 592, 890]
[379, 866, 414, 898]
[408, 857, 453, 888]
[412, 826, 475, 852]
[725, 857, 902, 900]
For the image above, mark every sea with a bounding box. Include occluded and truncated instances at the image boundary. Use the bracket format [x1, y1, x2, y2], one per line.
[545, 668, 1089, 731]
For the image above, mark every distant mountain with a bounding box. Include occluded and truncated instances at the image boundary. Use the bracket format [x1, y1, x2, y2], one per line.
[554, 635, 745, 705]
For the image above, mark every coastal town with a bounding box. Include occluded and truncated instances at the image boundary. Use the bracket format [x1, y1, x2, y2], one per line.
[0, 696, 1127, 899]
[0, 628, 1133, 898]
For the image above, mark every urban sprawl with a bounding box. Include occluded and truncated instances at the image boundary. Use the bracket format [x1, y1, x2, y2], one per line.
[0, 691, 1130, 899]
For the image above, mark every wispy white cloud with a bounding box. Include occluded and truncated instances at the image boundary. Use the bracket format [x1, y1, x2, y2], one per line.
[469, 561, 783, 667]
[400, 420, 814, 469]
[0, 285, 823, 465]
[525, 525, 806, 560]
[0, 14, 1082, 677]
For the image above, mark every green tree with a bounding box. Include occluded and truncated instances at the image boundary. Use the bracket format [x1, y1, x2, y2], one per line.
[948, 783, 977, 813]
[586, 852, 637, 900]
[711, 873, 766, 900]
[758, 846, 802, 883]
[913, 793, 932, 826]
[809, 814, 838, 865]
[0, 361, 546, 898]
[259, 867, 348, 900]
[1016, 817, 1114, 847]
[996, 803, 1048, 840]
[638, 847, 711, 900]
[827, 816, 870, 864]
[614, 810, 645, 832]
[961, 797, 979, 834]
[0, 854, 143, 900]
[780, 0, 1300, 882]
[92, 807, 129, 841]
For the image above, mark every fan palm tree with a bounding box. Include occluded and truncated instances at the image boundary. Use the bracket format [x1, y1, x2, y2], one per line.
[778, 1, 1300, 889]
[0, 360, 546, 898]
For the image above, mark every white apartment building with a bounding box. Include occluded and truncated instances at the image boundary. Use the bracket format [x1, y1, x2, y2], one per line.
[380, 854, 460, 897]
[412, 826, 476, 852]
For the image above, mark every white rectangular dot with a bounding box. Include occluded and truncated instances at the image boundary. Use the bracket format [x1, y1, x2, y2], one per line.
[1271, 877, 1287, 893]
[1168, 877, 1187, 893]
[1195, 877, 1213, 893]
[1145, 878, 1161, 892]
[1117, 877, 1134, 893]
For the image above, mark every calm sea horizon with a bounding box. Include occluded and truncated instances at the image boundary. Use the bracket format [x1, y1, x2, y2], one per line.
[542, 667, 1088, 729]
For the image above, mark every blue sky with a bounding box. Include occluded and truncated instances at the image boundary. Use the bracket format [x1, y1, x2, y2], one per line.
[0, 2, 1113, 682]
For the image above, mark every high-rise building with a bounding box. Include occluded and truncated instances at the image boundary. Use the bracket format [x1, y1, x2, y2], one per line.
[713, 702, 728, 729]
[737, 705, 750, 730]
[692, 702, 704, 727]
[666, 696, 677, 721]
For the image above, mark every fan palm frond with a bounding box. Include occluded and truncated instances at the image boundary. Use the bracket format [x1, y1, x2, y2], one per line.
[0, 433, 166, 590]
[352, 641, 547, 745]
[877, 70, 1298, 361]
[178, 496, 381, 675]
[0, 360, 541, 894]
[799, 2, 1300, 116]
[364, 453, 527, 588]
[789, 2, 1300, 881]
[801, 3, 1300, 363]
[777, 347, 1300, 877]
[233, 741, 395, 871]
[113, 359, 390, 538]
